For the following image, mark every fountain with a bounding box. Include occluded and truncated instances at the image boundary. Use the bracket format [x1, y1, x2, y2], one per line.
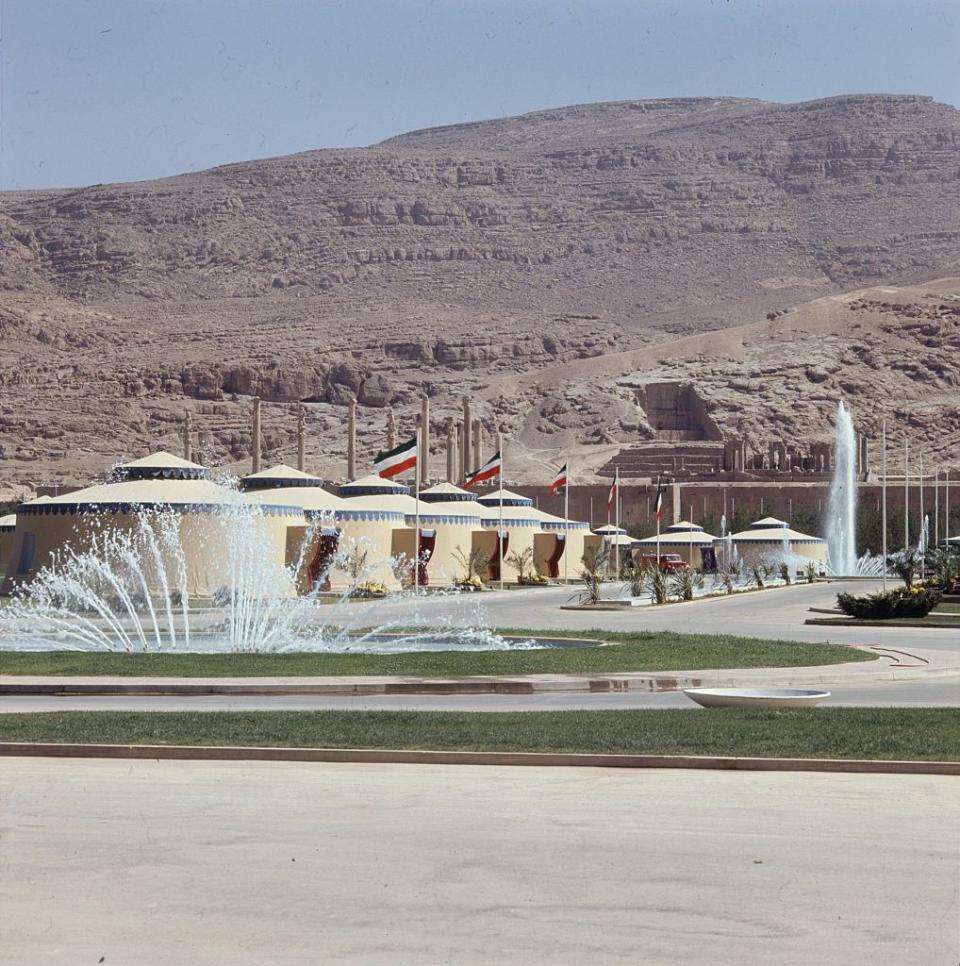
[825, 400, 858, 575]
[0, 503, 575, 654]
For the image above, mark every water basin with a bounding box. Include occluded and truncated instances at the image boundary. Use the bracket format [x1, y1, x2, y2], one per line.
[683, 687, 831, 709]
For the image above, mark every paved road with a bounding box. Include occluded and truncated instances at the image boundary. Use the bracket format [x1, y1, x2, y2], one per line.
[358, 578, 960, 653]
[3, 676, 959, 713]
[1, 758, 956, 965]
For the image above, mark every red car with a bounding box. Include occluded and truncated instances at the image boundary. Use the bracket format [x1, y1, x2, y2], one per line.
[638, 553, 689, 573]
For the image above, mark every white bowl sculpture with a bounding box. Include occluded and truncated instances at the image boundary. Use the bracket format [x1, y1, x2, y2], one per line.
[683, 688, 831, 709]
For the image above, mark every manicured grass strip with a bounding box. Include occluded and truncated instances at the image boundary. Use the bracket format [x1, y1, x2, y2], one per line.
[0, 708, 955, 761]
[0, 630, 874, 677]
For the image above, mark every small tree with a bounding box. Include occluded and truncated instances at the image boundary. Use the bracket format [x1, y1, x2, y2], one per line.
[577, 546, 609, 605]
[888, 550, 918, 590]
[804, 561, 818, 584]
[778, 561, 792, 585]
[626, 565, 650, 599]
[506, 547, 535, 583]
[650, 566, 670, 604]
[670, 567, 702, 602]
[452, 545, 489, 584]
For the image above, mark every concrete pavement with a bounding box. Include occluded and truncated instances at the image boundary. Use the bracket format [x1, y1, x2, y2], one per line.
[1, 758, 957, 965]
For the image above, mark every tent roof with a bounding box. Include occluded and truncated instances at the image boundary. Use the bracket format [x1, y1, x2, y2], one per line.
[420, 481, 479, 503]
[337, 474, 411, 497]
[635, 531, 715, 546]
[664, 520, 706, 534]
[728, 518, 825, 544]
[0, 513, 15, 529]
[593, 524, 626, 534]
[120, 451, 206, 470]
[244, 485, 349, 513]
[244, 464, 321, 482]
[476, 487, 535, 508]
[240, 463, 326, 491]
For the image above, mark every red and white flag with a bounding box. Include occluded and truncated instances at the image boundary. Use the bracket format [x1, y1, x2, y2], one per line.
[373, 435, 418, 479]
[606, 475, 618, 514]
[654, 477, 664, 520]
[548, 463, 568, 495]
[464, 451, 501, 489]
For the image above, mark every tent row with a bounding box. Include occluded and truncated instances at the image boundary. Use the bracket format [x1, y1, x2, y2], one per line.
[0, 452, 600, 597]
[597, 518, 828, 568]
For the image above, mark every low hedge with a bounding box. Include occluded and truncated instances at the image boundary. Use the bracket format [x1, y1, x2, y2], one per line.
[837, 586, 943, 620]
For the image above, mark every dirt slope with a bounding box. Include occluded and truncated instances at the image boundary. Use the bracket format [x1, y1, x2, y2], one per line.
[1, 93, 958, 487]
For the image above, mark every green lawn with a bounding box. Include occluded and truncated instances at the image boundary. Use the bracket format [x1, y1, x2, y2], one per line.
[0, 630, 874, 677]
[0, 708, 955, 760]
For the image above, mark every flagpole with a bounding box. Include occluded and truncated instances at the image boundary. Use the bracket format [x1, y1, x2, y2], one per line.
[414, 428, 420, 596]
[919, 452, 925, 579]
[498, 433, 504, 592]
[564, 461, 570, 584]
[614, 466, 621, 581]
[904, 438, 909, 555]
[655, 476, 661, 567]
[881, 420, 887, 592]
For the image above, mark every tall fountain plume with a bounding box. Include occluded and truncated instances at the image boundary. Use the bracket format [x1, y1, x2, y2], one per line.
[825, 400, 857, 575]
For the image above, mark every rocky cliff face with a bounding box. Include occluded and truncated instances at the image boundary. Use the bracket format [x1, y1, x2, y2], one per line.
[1, 94, 959, 485]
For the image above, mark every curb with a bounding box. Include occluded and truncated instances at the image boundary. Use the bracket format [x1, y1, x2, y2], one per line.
[0, 677, 704, 696]
[0, 742, 956, 775]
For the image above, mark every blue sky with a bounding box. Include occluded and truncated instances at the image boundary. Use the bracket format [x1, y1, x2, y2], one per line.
[2, 0, 957, 190]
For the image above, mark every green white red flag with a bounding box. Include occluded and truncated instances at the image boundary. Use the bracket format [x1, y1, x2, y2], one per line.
[548, 463, 568, 495]
[464, 450, 501, 489]
[606, 475, 618, 514]
[373, 435, 418, 479]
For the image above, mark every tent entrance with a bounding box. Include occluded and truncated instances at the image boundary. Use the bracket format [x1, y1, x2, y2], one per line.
[487, 532, 509, 581]
[416, 529, 436, 586]
[545, 534, 566, 578]
[308, 530, 341, 591]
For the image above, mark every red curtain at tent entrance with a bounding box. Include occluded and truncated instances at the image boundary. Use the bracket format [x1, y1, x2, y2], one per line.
[308, 531, 341, 591]
[545, 534, 566, 578]
[487, 532, 510, 581]
[416, 529, 436, 586]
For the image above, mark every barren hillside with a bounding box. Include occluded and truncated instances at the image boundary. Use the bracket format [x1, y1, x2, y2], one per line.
[1, 93, 958, 489]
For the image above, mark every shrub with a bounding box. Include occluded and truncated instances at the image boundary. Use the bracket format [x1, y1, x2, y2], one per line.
[804, 561, 818, 584]
[649, 566, 670, 605]
[778, 562, 791, 585]
[836, 586, 942, 620]
[670, 568, 703, 602]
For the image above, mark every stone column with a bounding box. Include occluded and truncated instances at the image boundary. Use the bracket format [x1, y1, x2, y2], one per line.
[251, 397, 261, 474]
[386, 408, 397, 450]
[445, 417, 456, 482]
[182, 411, 193, 462]
[461, 396, 472, 478]
[421, 397, 430, 484]
[296, 404, 306, 472]
[472, 418, 482, 472]
[347, 399, 357, 480]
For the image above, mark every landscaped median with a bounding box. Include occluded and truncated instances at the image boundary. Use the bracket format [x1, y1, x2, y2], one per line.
[0, 629, 875, 677]
[0, 708, 957, 764]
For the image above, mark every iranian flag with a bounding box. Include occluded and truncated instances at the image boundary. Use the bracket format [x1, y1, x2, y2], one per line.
[654, 477, 664, 520]
[373, 435, 418, 479]
[548, 463, 568, 495]
[464, 451, 501, 489]
[606, 475, 618, 514]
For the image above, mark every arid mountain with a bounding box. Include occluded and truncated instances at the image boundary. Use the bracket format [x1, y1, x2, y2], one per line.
[1, 93, 958, 489]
